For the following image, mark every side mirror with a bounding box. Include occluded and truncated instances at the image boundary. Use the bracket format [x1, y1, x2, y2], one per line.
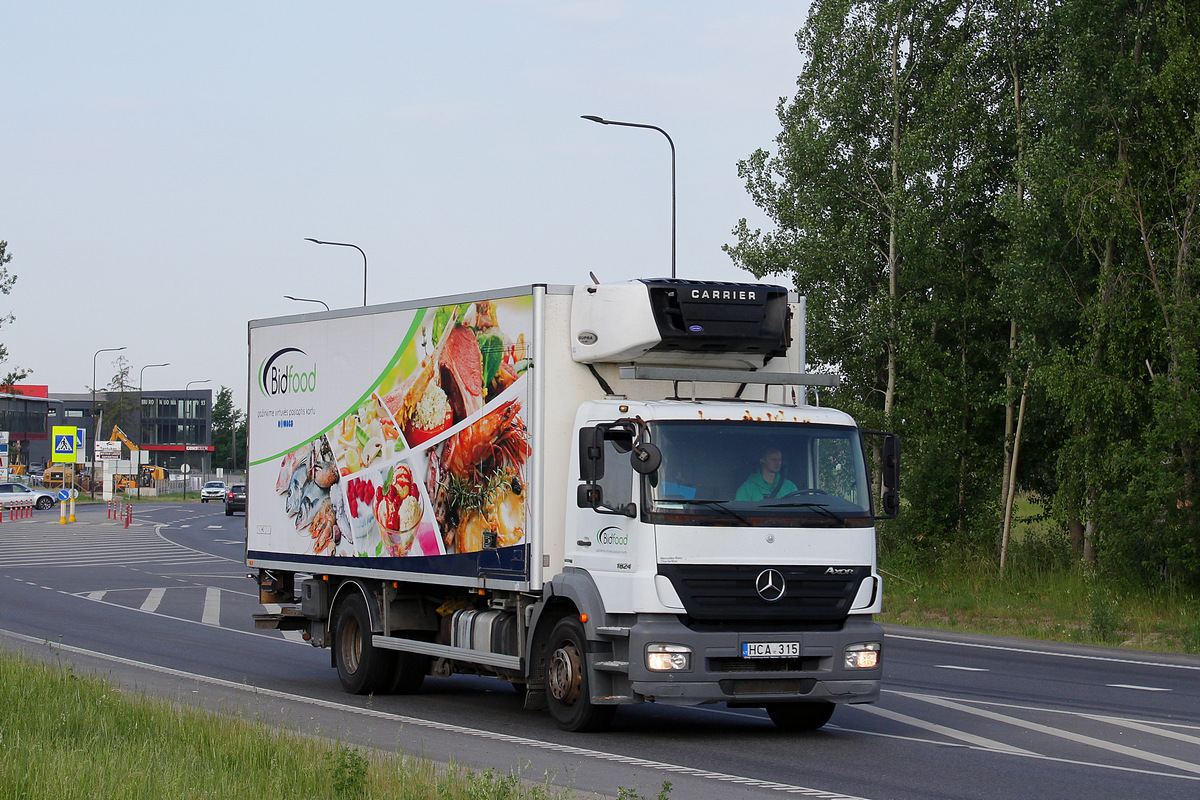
[881, 489, 899, 517]
[882, 434, 900, 491]
[578, 427, 604, 482]
[630, 442, 662, 475]
[577, 483, 602, 509]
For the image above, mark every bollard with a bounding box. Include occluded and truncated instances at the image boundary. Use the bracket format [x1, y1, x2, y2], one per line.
[59, 500, 67, 524]
[124, 504, 132, 529]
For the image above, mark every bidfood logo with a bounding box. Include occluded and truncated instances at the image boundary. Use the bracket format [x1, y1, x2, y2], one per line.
[597, 527, 629, 547]
[259, 347, 317, 397]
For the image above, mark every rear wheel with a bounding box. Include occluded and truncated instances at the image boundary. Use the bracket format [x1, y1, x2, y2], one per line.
[334, 594, 396, 694]
[388, 632, 431, 694]
[225, 506, 233, 516]
[546, 616, 615, 732]
[766, 701, 835, 731]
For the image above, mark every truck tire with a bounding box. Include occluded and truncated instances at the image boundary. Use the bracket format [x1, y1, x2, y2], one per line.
[545, 616, 615, 732]
[388, 633, 431, 694]
[765, 701, 835, 731]
[333, 594, 397, 695]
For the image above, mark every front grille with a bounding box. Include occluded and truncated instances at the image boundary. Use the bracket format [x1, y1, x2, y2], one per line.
[718, 678, 817, 696]
[710, 657, 822, 673]
[658, 564, 869, 624]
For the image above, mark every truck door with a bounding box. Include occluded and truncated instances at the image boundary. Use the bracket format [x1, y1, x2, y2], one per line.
[570, 426, 643, 602]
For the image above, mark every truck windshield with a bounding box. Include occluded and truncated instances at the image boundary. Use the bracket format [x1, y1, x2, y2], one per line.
[645, 420, 872, 527]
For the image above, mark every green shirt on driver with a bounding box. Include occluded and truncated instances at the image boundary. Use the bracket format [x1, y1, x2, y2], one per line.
[735, 472, 798, 501]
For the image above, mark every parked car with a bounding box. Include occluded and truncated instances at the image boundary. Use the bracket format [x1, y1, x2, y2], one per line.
[224, 484, 247, 516]
[200, 481, 227, 503]
[0, 482, 58, 511]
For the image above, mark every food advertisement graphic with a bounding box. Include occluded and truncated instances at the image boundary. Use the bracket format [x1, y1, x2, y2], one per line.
[248, 297, 532, 575]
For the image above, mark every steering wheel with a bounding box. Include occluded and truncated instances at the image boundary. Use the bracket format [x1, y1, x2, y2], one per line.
[781, 488, 827, 498]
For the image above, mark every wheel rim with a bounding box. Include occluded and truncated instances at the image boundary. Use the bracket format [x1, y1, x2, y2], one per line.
[341, 614, 363, 674]
[547, 640, 584, 706]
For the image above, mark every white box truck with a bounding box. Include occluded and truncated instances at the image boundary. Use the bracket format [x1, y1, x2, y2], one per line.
[247, 279, 899, 731]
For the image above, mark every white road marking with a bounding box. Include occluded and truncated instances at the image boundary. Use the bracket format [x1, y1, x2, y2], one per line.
[1087, 715, 1200, 746]
[887, 631, 1200, 672]
[1106, 684, 1170, 692]
[0, 628, 876, 800]
[202, 586, 221, 625]
[206, 525, 223, 530]
[86, 591, 106, 601]
[140, 587, 166, 613]
[935, 664, 988, 672]
[855, 704, 1034, 755]
[897, 690, 1200, 776]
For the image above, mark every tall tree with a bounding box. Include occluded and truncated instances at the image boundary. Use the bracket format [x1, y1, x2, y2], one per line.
[98, 356, 140, 442]
[211, 386, 246, 472]
[0, 240, 30, 389]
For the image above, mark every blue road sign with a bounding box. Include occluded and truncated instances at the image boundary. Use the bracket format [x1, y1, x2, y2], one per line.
[58, 489, 69, 501]
[54, 435, 74, 455]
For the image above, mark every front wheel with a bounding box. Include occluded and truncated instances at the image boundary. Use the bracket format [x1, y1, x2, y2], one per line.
[766, 701, 835, 731]
[36, 497, 53, 510]
[333, 594, 397, 695]
[545, 616, 615, 732]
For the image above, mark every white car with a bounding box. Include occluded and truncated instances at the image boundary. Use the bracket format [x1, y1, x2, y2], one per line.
[200, 481, 227, 503]
[0, 482, 58, 511]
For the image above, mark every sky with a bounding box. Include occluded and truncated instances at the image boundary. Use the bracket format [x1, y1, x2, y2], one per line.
[1, 1, 811, 409]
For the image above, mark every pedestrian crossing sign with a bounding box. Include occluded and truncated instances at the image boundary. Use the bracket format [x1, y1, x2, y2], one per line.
[52, 426, 77, 463]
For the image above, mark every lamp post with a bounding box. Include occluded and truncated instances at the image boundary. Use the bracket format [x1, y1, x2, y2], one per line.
[136, 363, 169, 499]
[305, 238, 367, 306]
[284, 295, 331, 311]
[183, 379, 211, 498]
[581, 115, 677, 279]
[91, 346, 126, 499]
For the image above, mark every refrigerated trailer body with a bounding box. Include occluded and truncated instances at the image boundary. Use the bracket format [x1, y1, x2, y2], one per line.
[247, 279, 898, 731]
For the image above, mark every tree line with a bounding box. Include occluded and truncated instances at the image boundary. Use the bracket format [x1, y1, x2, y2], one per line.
[727, 0, 1199, 586]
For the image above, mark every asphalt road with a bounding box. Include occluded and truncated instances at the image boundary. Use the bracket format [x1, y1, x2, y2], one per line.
[1, 502, 1198, 799]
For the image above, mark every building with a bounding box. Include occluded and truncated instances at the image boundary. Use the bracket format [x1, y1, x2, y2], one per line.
[29, 387, 214, 473]
[0, 385, 53, 473]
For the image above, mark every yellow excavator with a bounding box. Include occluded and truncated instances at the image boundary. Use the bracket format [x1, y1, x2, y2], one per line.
[109, 426, 167, 491]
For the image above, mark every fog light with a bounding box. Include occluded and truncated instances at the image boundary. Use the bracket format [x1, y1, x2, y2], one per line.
[646, 643, 692, 671]
[844, 642, 880, 669]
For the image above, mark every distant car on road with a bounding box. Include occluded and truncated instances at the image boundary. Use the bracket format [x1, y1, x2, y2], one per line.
[200, 481, 227, 503]
[225, 484, 247, 516]
[0, 482, 57, 511]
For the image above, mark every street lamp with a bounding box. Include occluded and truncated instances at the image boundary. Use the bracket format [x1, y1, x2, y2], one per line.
[136, 363, 169, 499]
[284, 295, 331, 311]
[305, 238, 367, 306]
[91, 346, 126, 499]
[582, 115, 677, 279]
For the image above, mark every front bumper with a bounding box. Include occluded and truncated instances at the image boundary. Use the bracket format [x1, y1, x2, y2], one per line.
[621, 615, 882, 707]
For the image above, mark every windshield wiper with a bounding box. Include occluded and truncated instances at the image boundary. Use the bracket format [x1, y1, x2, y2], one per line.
[761, 501, 849, 525]
[670, 498, 752, 525]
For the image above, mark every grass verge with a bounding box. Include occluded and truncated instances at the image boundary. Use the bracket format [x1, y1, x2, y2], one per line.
[0, 649, 578, 800]
[878, 549, 1200, 654]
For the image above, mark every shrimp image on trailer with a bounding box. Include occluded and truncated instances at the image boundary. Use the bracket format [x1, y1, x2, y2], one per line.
[246, 278, 899, 732]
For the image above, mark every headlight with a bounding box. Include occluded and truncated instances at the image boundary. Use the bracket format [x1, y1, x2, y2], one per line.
[844, 642, 880, 669]
[646, 643, 692, 671]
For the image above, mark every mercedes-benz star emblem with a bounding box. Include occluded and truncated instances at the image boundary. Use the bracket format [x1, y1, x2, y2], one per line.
[755, 569, 786, 602]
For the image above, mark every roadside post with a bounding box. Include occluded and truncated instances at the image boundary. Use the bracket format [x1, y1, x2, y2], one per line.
[68, 488, 78, 523]
[51, 426, 77, 525]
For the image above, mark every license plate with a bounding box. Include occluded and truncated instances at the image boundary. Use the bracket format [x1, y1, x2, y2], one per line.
[742, 641, 800, 658]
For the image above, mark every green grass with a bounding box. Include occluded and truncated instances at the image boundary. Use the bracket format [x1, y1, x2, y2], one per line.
[0, 650, 578, 800]
[878, 498, 1200, 654]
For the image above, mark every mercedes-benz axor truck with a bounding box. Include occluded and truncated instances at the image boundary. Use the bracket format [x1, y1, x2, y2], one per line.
[246, 278, 899, 731]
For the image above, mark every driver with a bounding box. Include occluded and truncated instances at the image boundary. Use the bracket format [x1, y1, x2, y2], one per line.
[736, 446, 798, 501]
